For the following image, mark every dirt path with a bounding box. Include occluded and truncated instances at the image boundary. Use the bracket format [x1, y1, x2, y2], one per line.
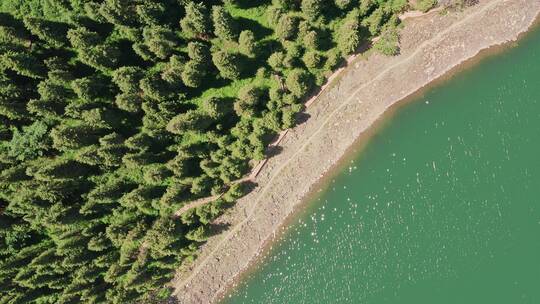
[173, 6, 444, 217]
[171, 1, 540, 303]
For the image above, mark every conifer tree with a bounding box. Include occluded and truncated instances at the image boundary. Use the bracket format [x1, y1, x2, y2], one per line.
[112, 66, 144, 93]
[338, 10, 361, 55]
[180, 2, 211, 38]
[286, 69, 312, 98]
[181, 61, 204, 88]
[234, 85, 264, 117]
[275, 14, 298, 41]
[23, 17, 69, 47]
[142, 26, 178, 60]
[187, 41, 210, 63]
[212, 6, 237, 41]
[212, 51, 242, 80]
[301, 0, 324, 21]
[238, 30, 257, 57]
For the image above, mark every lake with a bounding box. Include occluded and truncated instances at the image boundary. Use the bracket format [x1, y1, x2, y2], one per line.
[222, 26, 540, 304]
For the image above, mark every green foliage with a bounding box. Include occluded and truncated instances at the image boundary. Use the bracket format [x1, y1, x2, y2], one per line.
[301, 0, 324, 21]
[112, 66, 143, 94]
[415, 0, 438, 12]
[182, 61, 205, 88]
[324, 49, 343, 71]
[335, 0, 355, 10]
[142, 26, 178, 60]
[167, 110, 211, 134]
[338, 10, 362, 55]
[234, 85, 264, 117]
[302, 51, 323, 69]
[374, 19, 400, 56]
[203, 96, 232, 120]
[286, 69, 312, 98]
[238, 30, 257, 57]
[1, 51, 46, 78]
[180, 2, 211, 38]
[187, 41, 210, 63]
[8, 121, 49, 161]
[212, 5, 237, 41]
[212, 51, 242, 80]
[268, 51, 286, 71]
[136, 2, 167, 25]
[303, 30, 320, 50]
[275, 14, 298, 41]
[273, 0, 301, 10]
[0, 0, 405, 302]
[23, 17, 69, 47]
[67, 27, 120, 71]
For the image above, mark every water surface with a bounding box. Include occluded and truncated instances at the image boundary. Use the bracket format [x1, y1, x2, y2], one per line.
[223, 27, 540, 304]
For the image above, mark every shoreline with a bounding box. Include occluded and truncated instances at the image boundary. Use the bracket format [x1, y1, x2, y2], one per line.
[219, 15, 540, 302]
[171, 1, 540, 303]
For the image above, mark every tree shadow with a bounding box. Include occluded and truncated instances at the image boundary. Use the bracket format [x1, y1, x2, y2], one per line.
[72, 16, 115, 38]
[241, 55, 261, 78]
[257, 39, 282, 60]
[241, 180, 258, 195]
[236, 16, 273, 40]
[116, 39, 149, 68]
[266, 145, 283, 158]
[188, 69, 230, 97]
[317, 28, 337, 52]
[0, 12, 22, 27]
[233, 0, 271, 9]
[207, 222, 231, 237]
[295, 112, 311, 125]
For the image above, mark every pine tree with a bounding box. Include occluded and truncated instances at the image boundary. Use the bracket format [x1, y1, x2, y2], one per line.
[136, 2, 167, 25]
[115, 93, 143, 113]
[67, 27, 100, 49]
[8, 121, 49, 161]
[181, 61, 204, 88]
[335, 0, 354, 10]
[187, 41, 210, 63]
[202, 96, 232, 119]
[112, 66, 144, 94]
[1, 51, 46, 78]
[23, 17, 69, 47]
[234, 85, 263, 117]
[275, 14, 298, 41]
[212, 6, 237, 41]
[303, 30, 320, 50]
[238, 30, 256, 57]
[167, 110, 211, 134]
[301, 0, 324, 21]
[180, 2, 211, 38]
[99, 0, 139, 26]
[302, 50, 322, 68]
[286, 69, 312, 98]
[50, 124, 103, 151]
[212, 51, 242, 80]
[338, 10, 361, 55]
[142, 26, 178, 60]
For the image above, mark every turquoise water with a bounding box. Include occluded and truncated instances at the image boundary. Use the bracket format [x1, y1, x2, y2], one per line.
[223, 27, 540, 304]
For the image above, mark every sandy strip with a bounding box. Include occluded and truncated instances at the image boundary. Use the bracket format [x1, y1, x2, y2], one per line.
[171, 1, 540, 303]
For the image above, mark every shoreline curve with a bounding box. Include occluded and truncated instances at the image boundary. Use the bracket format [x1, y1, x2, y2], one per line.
[172, 1, 540, 303]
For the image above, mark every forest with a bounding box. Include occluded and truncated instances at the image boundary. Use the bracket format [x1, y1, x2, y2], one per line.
[0, 0, 434, 303]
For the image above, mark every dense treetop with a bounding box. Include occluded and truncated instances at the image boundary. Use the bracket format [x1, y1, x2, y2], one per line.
[0, 0, 412, 303]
